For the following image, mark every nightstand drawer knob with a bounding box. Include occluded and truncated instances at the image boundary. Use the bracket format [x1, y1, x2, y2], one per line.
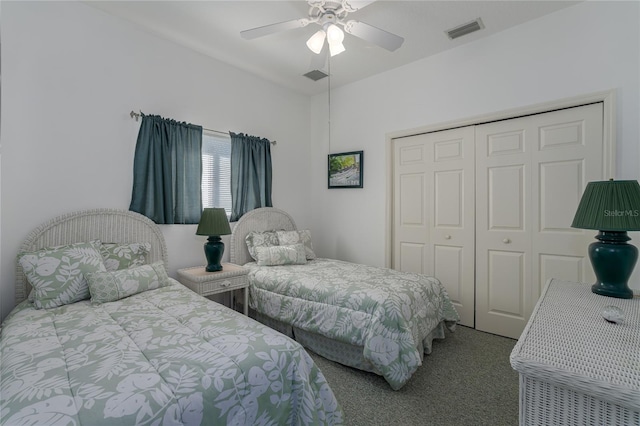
[220, 281, 231, 288]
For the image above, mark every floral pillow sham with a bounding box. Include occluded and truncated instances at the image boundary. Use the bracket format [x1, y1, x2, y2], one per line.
[255, 244, 307, 266]
[246, 231, 280, 261]
[100, 242, 151, 271]
[246, 229, 317, 263]
[18, 240, 107, 309]
[276, 230, 316, 260]
[86, 261, 170, 304]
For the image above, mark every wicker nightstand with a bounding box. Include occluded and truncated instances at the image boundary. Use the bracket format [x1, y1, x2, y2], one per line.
[177, 263, 249, 315]
[510, 278, 640, 425]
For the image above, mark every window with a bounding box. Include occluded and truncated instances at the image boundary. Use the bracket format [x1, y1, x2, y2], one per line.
[201, 132, 232, 217]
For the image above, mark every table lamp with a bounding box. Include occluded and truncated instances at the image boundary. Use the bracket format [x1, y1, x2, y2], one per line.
[571, 179, 640, 298]
[196, 208, 232, 272]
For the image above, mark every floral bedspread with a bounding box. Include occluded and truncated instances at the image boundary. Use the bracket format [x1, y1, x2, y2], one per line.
[0, 281, 343, 425]
[246, 259, 460, 390]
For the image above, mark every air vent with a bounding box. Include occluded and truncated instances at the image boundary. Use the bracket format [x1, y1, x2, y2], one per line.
[446, 18, 484, 40]
[304, 69, 328, 81]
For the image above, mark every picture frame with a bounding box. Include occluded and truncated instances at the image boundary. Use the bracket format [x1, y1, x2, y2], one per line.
[328, 150, 363, 189]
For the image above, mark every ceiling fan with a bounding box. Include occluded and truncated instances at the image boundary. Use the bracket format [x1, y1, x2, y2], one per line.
[240, 0, 405, 58]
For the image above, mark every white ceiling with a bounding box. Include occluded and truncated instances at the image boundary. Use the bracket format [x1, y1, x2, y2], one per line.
[85, 1, 580, 96]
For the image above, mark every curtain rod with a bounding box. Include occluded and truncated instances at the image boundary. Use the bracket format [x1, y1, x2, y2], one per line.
[129, 111, 276, 145]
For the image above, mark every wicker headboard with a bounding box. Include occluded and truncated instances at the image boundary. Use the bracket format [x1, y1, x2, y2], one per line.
[15, 208, 169, 305]
[230, 207, 297, 266]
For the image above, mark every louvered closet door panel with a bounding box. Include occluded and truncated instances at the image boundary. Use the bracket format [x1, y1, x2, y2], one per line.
[393, 127, 475, 327]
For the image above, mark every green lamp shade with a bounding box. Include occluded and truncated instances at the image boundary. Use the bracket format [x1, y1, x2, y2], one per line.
[571, 179, 640, 299]
[571, 180, 640, 231]
[196, 208, 232, 237]
[196, 208, 231, 272]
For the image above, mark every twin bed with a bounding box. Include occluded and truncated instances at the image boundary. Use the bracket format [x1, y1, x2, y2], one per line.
[230, 207, 459, 391]
[0, 209, 342, 425]
[1, 207, 459, 425]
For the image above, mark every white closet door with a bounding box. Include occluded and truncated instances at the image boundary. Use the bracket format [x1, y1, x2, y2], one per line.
[475, 116, 533, 339]
[475, 103, 603, 339]
[393, 135, 429, 275]
[531, 105, 602, 295]
[393, 127, 475, 327]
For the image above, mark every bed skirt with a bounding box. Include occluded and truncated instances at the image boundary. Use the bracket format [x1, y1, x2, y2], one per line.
[251, 309, 450, 378]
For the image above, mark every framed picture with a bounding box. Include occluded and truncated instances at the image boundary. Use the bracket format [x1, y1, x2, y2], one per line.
[328, 151, 363, 188]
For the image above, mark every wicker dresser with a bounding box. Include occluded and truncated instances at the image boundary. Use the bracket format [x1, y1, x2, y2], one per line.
[510, 278, 640, 425]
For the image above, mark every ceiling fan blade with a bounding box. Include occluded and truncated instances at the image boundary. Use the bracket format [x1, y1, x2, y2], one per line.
[241, 18, 310, 40]
[342, 0, 377, 12]
[343, 20, 404, 51]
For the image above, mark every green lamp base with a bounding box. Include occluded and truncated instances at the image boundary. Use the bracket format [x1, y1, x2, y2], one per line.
[204, 236, 224, 272]
[589, 231, 637, 299]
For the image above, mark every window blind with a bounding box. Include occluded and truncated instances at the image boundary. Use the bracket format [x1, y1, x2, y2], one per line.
[201, 132, 232, 217]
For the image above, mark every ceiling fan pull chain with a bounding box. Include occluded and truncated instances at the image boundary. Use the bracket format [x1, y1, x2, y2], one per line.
[328, 55, 331, 154]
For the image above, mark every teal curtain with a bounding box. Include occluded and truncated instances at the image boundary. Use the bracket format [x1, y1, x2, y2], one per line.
[230, 132, 272, 222]
[129, 114, 203, 224]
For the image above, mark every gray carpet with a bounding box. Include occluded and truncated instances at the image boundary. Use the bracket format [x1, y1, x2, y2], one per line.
[308, 325, 519, 426]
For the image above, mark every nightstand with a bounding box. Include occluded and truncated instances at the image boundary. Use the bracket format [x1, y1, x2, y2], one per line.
[177, 263, 249, 315]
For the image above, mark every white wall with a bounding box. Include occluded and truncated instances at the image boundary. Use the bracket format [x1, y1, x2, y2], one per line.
[309, 1, 640, 289]
[2, 1, 639, 320]
[0, 1, 313, 320]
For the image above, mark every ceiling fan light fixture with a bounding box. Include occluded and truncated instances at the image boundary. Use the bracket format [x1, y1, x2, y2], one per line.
[326, 24, 345, 56]
[242, 0, 405, 60]
[329, 41, 345, 56]
[306, 29, 326, 54]
[326, 24, 344, 45]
